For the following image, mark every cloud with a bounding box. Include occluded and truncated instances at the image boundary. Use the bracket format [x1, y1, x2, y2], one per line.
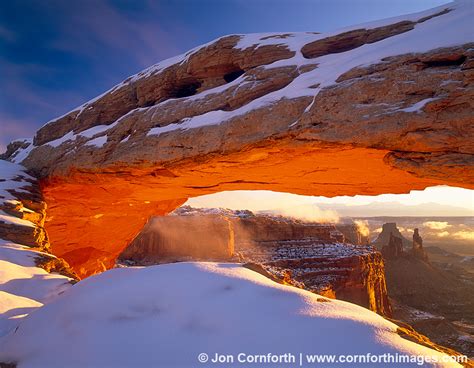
[0, 112, 37, 148]
[423, 221, 452, 230]
[398, 226, 409, 233]
[435, 231, 450, 237]
[0, 57, 87, 143]
[0, 25, 15, 42]
[453, 231, 474, 241]
[0, 116, 33, 136]
[47, 0, 186, 68]
[270, 204, 339, 223]
[354, 220, 370, 237]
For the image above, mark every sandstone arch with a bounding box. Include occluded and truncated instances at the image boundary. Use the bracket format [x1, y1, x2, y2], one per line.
[3, 1, 473, 277]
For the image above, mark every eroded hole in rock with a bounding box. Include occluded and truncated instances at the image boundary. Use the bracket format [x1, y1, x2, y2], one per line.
[170, 80, 202, 98]
[223, 69, 245, 83]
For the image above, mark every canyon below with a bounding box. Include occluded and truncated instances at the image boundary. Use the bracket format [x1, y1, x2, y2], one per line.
[118, 207, 474, 359]
[0, 0, 473, 367]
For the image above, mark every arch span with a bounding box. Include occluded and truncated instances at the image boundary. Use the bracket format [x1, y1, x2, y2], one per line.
[3, 1, 473, 277]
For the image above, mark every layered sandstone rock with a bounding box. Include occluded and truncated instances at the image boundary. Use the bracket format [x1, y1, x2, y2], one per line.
[2, 1, 473, 276]
[0, 161, 77, 280]
[242, 242, 392, 317]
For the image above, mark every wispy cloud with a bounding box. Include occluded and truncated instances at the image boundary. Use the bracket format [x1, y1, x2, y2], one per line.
[0, 25, 15, 42]
[453, 231, 474, 241]
[1, 57, 86, 114]
[0, 112, 37, 153]
[423, 221, 452, 230]
[48, 0, 187, 68]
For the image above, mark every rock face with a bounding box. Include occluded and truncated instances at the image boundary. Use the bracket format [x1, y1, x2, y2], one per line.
[231, 215, 346, 244]
[412, 228, 428, 260]
[373, 222, 411, 249]
[0, 161, 77, 280]
[240, 243, 392, 317]
[119, 215, 234, 264]
[381, 232, 405, 260]
[119, 208, 391, 316]
[374, 225, 474, 357]
[0, 161, 76, 346]
[377, 223, 429, 262]
[336, 223, 370, 245]
[2, 1, 473, 276]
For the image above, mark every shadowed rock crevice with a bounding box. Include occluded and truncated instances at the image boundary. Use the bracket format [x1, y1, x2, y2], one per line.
[223, 68, 245, 83]
[169, 79, 202, 99]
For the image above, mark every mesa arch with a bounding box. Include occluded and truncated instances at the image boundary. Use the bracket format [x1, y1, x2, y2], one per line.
[3, 1, 473, 278]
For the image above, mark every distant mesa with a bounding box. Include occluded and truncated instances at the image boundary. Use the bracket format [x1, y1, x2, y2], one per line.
[381, 232, 405, 259]
[373, 222, 411, 249]
[375, 222, 428, 262]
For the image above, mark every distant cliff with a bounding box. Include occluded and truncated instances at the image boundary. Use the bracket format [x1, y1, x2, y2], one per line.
[373, 222, 411, 249]
[375, 223, 474, 357]
[119, 207, 391, 316]
[119, 215, 234, 263]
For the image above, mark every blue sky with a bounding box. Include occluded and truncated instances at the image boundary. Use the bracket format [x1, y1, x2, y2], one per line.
[0, 0, 451, 152]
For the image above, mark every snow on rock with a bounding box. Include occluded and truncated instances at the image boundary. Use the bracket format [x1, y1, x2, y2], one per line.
[0, 262, 463, 367]
[0, 160, 73, 339]
[44, 121, 118, 148]
[397, 97, 441, 113]
[8, 139, 34, 164]
[0, 211, 35, 228]
[0, 160, 37, 229]
[85, 135, 108, 148]
[0, 161, 34, 201]
[13, 0, 469, 153]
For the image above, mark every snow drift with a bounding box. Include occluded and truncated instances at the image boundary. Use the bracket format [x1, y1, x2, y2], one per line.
[0, 262, 463, 367]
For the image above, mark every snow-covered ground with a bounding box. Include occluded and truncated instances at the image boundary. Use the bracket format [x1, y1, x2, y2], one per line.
[0, 262, 463, 367]
[0, 240, 72, 339]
